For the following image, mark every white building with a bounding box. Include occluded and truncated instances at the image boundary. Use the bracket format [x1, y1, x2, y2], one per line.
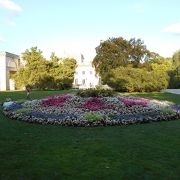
[0, 52, 20, 90]
[0, 52, 100, 90]
[73, 55, 101, 89]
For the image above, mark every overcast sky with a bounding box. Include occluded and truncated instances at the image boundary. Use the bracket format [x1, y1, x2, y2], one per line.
[0, 0, 180, 61]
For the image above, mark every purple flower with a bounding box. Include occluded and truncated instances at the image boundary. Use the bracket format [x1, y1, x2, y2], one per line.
[169, 105, 180, 111]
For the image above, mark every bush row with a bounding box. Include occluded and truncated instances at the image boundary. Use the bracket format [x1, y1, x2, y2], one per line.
[76, 88, 114, 97]
[106, 67, 169, 92]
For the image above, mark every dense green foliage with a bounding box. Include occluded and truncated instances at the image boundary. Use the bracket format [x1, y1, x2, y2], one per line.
[13, 47, 77, 90]
[168, 70, 180, 89]
[92, 37, 158, 79]
[172, 49, 180, 68]
[160, 108, 176, 114]
[92, 37, 179, 92]
[107, 66, 169, 92]
[77, 88, 114, 97]
[15, 108, 31, 114]
[84, 112, 103, 121]
[168, 50, 180, 88]
[0, 90, 180, 179]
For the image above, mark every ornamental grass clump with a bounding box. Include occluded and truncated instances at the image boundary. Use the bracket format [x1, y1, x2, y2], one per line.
[84, 112, 103, 121]
[15, 108, 31, 114]
[160, 109, 176, 114]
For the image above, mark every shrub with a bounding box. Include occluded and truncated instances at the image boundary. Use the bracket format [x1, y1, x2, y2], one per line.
[106, 67, 169, 92]
[160, 109, 176, 114]
[84, 112, 103, 121]
[95, 84, 112, 90]
[15, 108, 31, 114]
[77, 89, 114, 97]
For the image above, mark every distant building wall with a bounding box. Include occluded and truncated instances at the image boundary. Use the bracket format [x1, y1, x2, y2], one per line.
[0, 52, 20, 90]
[73, 58, 100, 89]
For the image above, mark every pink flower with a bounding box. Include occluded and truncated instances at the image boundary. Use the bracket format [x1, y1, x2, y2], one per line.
[78, 98, 111, 111]
[119, 96, 150, 106]
[42, 94, 72, 107]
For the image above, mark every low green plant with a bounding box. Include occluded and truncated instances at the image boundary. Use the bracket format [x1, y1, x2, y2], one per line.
[160, 108, 176, 114]
[15, 108, 31, 114]
[77, 88, 114, 97]
[84, 112, 103, 121]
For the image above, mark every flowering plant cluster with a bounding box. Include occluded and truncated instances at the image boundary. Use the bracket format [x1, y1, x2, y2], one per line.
[78, 98, 111, 111]
[119, 96, 150, 106]
[169, 105, 180, 111]
[147, 99, 174, 109]
[3, 94, 180, 127]
[42, 94, 72, 107]
[4, 102, 23, 111]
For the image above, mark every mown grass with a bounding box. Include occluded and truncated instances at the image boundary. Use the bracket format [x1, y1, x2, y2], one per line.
[123, 92, 180, 105]
[0, 90, 180, 179]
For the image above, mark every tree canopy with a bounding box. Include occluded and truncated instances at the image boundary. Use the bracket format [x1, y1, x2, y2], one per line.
[13, 47, 77, 90]
[92, 37, 159, 81]
[172, 49, 180, 68]
[92, 37, 175, 92]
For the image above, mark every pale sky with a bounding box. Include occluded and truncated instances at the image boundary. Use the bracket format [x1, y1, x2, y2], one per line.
[0, 0, 180, 61]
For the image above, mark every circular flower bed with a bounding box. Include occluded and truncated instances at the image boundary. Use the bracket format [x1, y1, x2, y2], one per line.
[3, 94, 180, 127]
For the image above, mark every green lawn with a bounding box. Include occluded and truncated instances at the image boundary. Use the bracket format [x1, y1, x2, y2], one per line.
[0, 90, 180, 180]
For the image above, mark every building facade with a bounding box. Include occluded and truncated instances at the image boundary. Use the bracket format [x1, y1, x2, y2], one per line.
[0, 52, 100, 90]
[0, 52, 20, 90]
[73, 55, 101, 89]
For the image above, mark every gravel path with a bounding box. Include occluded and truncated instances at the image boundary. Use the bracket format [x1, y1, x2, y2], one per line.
[162, 89, 180, 95]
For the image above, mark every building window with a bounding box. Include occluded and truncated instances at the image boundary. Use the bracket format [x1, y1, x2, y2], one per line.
[75, 79, 78, 85]
[81, 54, 84, 63]
[82, 71, 85, 75]
[82, 79, 86, 85]
[90, 71, 92, 75]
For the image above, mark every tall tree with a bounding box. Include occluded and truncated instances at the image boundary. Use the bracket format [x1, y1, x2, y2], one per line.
[49, 57, 77, 89]
[129, 38, 160, 67]
[92, 37, 130, 78]
[168, 50, 180, 88]
[92, 37, 158, 81]
[14, 47, 49, 89]
[172, 50, 180, 68]
[13, 47, 77, 90]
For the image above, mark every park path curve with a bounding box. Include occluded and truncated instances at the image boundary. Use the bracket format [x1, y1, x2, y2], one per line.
[162, 89, 180, 95]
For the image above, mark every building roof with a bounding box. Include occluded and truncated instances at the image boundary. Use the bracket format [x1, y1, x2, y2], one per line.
[0, 51, 19, 59]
